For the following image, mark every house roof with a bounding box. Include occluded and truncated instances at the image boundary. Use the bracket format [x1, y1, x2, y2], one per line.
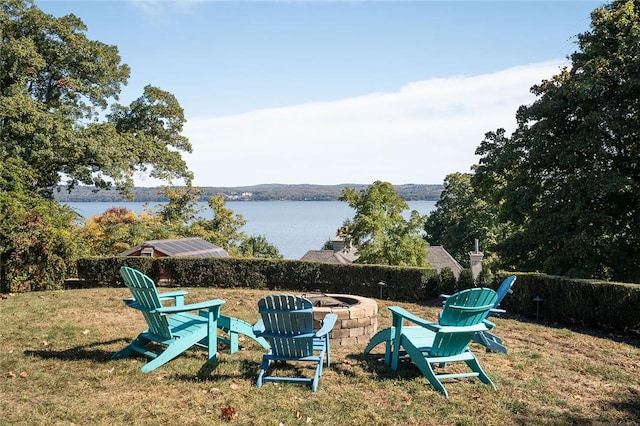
[300, 249, 359, 264]
[119, 237, 229, 258]
[425, 245, 463, 277]
[300, 244, 463, 276]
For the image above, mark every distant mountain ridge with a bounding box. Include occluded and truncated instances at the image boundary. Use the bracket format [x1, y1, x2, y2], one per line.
[54, 183, 443, 202]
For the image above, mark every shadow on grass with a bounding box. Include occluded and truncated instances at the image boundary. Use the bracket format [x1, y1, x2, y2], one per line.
[609, 392, 640, 423]
[24, 338, 129, 363]
[172, 358, 260, 382]
[340, 351, 425, 381]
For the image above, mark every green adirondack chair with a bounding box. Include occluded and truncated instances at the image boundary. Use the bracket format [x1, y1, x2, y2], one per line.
[440, 275, 517, 353]
[253, 294, 337, 392]
[365, 287, 498, 397]
[112, 266, 269, 373]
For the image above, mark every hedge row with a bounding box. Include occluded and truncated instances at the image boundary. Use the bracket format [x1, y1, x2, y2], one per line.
[76, 256, 439, 302]
[499, 272, 640, 337]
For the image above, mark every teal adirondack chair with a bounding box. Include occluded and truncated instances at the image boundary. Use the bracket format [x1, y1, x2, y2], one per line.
[112, 266, 269, 373]
[253, 294, 337, 392]
[365, 288, 498, 397]
[440, 275, 517, 353]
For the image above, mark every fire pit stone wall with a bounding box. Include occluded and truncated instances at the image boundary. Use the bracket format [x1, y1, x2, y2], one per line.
[310, 294, 378, 346]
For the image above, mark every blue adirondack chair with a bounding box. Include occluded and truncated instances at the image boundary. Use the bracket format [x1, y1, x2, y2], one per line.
[440, 275, 517, 353]
[365, 288, 498, 397]
[112, 266, 269, 372]
[253, 294, 337, 392]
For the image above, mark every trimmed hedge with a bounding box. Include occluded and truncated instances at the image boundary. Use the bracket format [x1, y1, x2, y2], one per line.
[76, 257, 438, 302]
[499, 272, 640, 337]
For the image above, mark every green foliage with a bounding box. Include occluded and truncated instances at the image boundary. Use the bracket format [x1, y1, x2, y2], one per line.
[435, 267, 457, 296]
[239, 235, 283, 259]
[501, 272, 640, 336]
[340, 181, 428, 266]
[1, 0, 192, 198]
[424, 172, 502, 270]
[80, 207, 172, 256]
[0, 159, 88, 291]
[188, 195, 248, 256]
[463, 0, 640, 281]
[457, 269, 475, 290]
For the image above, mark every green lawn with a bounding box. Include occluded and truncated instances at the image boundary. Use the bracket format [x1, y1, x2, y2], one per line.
[1, 287, 639, 425]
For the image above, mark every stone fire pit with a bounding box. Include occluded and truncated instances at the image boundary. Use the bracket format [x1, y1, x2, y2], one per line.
[304, 293, 378, 346]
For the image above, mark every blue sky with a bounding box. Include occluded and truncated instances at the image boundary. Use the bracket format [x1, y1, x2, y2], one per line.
[36, 0, 604, 187]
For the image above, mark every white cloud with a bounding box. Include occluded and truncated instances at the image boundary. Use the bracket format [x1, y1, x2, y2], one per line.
[173, 60, 563, 187]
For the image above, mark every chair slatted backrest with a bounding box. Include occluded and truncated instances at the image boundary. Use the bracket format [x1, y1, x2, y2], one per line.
[120, 266, 172, 340]
[495, 275, 517, 307]
[431, 288, 497, 357]
[258, 295, 315, 358]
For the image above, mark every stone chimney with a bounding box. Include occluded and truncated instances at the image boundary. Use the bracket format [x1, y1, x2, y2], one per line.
[469, 239, 484, 281]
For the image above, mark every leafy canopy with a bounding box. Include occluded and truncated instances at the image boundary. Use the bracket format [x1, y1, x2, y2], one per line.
[1, 0, 192, 198]
[472, 0, 640, 281]
[340, 181, 428, 266]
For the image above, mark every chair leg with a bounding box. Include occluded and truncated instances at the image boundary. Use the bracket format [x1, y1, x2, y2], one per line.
[140, 341, 194, 373]
[364, 327, 394, 365]
[256, 356, 271, 388]
[465, 357, 496, 390]
[312, 361, 322, 392]
[111, 334, 149, 360]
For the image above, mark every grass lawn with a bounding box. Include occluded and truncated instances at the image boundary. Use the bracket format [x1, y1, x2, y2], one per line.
[2, 287, 640, 425]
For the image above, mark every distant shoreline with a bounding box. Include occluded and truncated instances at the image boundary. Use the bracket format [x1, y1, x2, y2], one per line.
[54, 183, 444, 203]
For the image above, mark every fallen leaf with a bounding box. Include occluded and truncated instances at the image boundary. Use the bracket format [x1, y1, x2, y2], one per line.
[81, 329, 90, 335]
[229, 382, 240, 390]
[7, 371, 15, 378]
[220, 405, 237, 421]
[19, 371, 29, 378]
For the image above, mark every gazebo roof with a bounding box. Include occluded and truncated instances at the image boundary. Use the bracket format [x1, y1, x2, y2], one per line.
[119, 237, 229, 258]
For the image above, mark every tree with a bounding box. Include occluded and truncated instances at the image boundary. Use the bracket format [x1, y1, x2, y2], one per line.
[239, 235, 283, 259]
[0, 159, 87, 291]
[1, 0, 192, 198]
[474, 0, 640, 281]
[189, 195, 248, 256]
[0, 0, 195, 290]
[80, 207, 170, 256]
[424, 172, 502, 270]
[339, 180, 428, 266]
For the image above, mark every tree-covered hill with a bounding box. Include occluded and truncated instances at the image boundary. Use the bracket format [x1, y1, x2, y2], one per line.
[53, 183, 443, 202]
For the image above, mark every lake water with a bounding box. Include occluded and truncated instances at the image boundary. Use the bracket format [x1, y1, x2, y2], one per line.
[66, 200, 437, 259]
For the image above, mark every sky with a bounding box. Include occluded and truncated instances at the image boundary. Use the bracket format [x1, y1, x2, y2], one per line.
[36, 0, 605, 187]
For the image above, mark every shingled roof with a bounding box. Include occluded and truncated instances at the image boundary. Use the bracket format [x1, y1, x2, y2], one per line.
[300, 242, 462, 277]
[425, 245, 463, 277]
[119, 237, 229, 258]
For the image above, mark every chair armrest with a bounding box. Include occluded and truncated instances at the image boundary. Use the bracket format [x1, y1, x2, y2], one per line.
[438, 323, 489, 334]
[156, 299, 225, 314]
[253, 319, 265, 336]
[489, 307, 506, 316]
[439, 293, 451, 300]
[389, 306, 439, 331]
[157, 290, 188, 306]
[483, 318, 496, 330]
[315, 313, 338, 337]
